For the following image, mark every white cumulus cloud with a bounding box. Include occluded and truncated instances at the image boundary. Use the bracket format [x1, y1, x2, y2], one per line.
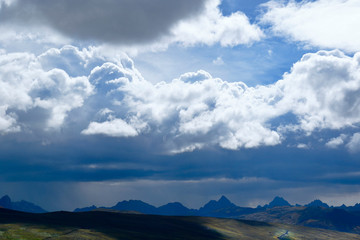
[0, 46, 93, 132]
[82, 118, 139, 138]
[347, 133, 360, 153]
[82, 68, 282, 152]
[326, 134, 348, 149]
[3, 44, 360, 154]
[277, 50, 360, 132]
[171, 0, 264, 47]
[80, 48, 360, 153]
[261, 0, 360, 52]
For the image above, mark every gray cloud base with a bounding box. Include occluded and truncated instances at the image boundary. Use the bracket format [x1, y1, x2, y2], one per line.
[0, 0, 207, 44]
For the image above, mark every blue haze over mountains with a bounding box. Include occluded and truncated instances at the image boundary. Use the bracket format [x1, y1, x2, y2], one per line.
[0, 195, 46, 213]
[2, 194, 360, 216]
[73, 195, 360, 218]
[3, 194, 360, 234]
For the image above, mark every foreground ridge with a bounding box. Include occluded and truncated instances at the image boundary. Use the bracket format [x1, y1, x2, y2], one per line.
[0, 208, 359, 240]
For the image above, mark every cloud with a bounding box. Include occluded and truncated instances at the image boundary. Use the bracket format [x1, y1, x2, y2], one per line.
[83, 68, 282, 152]
[346, 133, 360, 153]
[212, 56, 224, 65]
[0, 0, 207, 44]
[82, 119, 139, 138]
[277, 50, 360, 132]
[0, 0, 263, 50]
[0, 46, 93, 132]
[261, 0, 360, 52]
[82, 49, 360, 153]
[170, 0, 264, 47]
[297, 143, 309, 149]
[3, 44, 360, 154]
[326, 134, 348, 149]
[0, 106, 18, 133]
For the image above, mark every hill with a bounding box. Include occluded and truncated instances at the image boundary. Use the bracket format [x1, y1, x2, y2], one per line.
[241, 206, 360, 234]
[0, 208, 359, 240]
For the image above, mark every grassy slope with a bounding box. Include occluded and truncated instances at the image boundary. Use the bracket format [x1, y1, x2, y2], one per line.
[203, 218, 360, 240]
[240, 206, 360, 234]
[0, 209, 359, 239]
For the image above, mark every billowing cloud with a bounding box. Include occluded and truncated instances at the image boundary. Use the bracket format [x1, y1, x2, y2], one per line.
[261, 0, 360, 52]
[0, 46, 93, 132]
[2, 44, 360, 153]
[83, 69, 282, 152]
[82, 49, 360, 153]
[277, 50, 360, 132]
[170, 0, 264, 47]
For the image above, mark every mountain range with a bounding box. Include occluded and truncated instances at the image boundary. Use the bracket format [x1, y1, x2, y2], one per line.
[2, 194, 360, 234]
[2, 194, 359, 216]
[74, 195, 359, 215]
[73, 195, 360, 234]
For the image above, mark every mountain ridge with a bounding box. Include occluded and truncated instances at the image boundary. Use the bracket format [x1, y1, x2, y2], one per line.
[73, 195, 360, 215]
[0, 207, 359, 240]
[2, 194, 360, 234]
[0, 195, 46, 213]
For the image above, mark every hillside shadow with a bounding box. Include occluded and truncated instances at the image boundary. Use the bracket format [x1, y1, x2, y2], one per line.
[0, 209, 224, 240]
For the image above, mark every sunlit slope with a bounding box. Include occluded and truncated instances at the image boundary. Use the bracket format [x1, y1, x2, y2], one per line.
[203, 218, 360, 240]
[0, 224, 114, 240]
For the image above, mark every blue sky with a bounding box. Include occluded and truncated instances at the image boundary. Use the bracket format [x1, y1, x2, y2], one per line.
[0, 0, 360, 211]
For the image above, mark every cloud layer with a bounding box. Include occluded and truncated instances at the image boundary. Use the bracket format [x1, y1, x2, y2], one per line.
[261, 0, 360, 52]
[81, 48, 360, 153]
[0, 0, 263, 50]
[1, 43, 360, 153]
[0, 0, 206, 44]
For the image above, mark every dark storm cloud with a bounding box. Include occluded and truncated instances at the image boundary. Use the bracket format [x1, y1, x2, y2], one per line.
[0, 0, 207, 44]
[1, 129, 360, 185]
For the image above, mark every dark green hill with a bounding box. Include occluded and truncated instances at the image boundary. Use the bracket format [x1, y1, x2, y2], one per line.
[0, 208, 359, 239]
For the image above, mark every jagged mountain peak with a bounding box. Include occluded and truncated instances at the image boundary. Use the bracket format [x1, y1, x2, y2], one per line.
[218, 195, 231, 203]
[267, 196, 291, 208]
[200, 195, 236, 212]
[306, 199, 329, 208]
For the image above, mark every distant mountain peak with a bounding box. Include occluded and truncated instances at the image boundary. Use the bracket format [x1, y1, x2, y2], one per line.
[0, 195, 11, 202]
[306, 199, 329, 208]
[200, 195, 237, 214]
[0, 195, 46, 213]
[157, 202, 194, 216]
[0, 195, 12, 209]
[112, 199, 157, 214]
[267, 196, 291, 208]
[218, 195, 231, 204]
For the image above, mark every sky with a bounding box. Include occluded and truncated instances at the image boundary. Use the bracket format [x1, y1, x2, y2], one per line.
[1, 0, 360, 211]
